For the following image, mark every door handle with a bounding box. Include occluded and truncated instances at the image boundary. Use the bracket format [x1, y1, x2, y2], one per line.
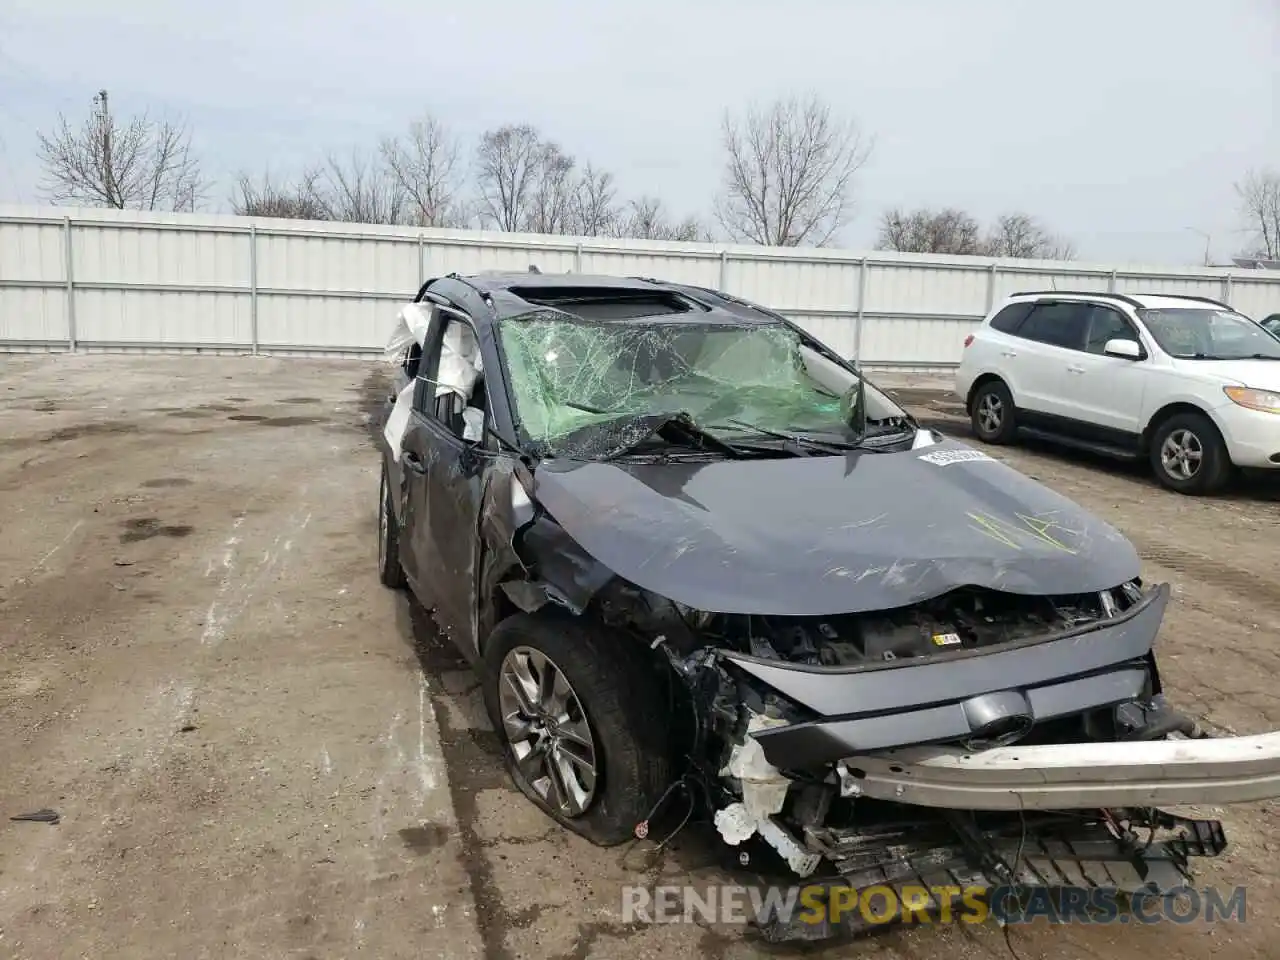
[1066, 365, 1085, 374]
[1000, 350, 1018, 358]
[402, 450, 426, 474]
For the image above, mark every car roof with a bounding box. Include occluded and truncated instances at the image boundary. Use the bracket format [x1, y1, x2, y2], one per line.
[431, 271, 783, 327]
[1003, 290, 1234, 312]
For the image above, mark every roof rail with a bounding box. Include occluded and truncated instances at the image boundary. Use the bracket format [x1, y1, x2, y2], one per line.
[1009, 290, 1145, 309]
[1135, 293, 1232, 309]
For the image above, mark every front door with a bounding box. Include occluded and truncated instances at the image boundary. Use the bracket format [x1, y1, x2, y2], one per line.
[1056, 304, 1148, 442]
[400, 314, 489, 654]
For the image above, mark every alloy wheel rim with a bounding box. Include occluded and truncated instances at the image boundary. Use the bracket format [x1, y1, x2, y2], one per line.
[1160, 429, 1203, 480]
[497, 646, 598, 817]
[978, 393, 1003, 434]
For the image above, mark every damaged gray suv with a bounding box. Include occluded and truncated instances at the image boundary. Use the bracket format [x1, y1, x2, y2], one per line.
[376, 272, 1280, 939]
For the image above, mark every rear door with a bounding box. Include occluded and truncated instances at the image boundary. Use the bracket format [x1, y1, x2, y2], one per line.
[1001, 300, 1089, 420]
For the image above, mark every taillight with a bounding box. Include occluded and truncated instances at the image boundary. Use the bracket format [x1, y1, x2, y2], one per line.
[963, 334, 975, 348]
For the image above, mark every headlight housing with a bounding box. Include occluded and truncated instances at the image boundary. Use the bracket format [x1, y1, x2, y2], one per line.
[1223, 385, 1280, 414]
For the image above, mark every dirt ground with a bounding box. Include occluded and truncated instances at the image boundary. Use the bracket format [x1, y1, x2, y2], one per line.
[1, 355, 1277, 960]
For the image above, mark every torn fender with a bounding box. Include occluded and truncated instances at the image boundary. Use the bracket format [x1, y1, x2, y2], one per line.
[478, 459, 617, 630]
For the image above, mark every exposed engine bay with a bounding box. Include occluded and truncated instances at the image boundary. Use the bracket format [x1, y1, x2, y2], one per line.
[599, 577, 1146, 667]
[672, 581, 1144, 666]
[589, 575, 1251, 939]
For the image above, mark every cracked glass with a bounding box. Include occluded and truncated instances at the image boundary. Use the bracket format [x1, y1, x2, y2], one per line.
[497, 311, 897, 456]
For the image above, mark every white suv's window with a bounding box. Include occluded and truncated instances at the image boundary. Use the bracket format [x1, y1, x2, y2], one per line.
[1083, 306, 1138, 354]
[989, 302, 1034, 334]
[1014, 302, 1089, 350]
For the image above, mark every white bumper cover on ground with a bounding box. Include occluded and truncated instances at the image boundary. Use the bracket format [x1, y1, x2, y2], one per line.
[841, 731, 1280, 810]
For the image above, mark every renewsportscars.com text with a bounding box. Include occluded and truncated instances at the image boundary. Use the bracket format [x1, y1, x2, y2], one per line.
[621, 883, 1247, 927]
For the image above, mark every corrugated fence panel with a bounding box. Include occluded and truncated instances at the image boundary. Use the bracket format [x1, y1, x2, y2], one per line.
[1230, 279, 1280, 320]
[730, 257, 858, 311]
[420, 235, 580, 277]
[0, 220, 65, 282]
[0, 288, 69, 344]
[581, 248, 717, 286]
[1122, 276, 1229, 300]
[991, 269, 1110, 303]
[76, 289, 250, 345]
[256, 232, 416, 295]
[865, 261, 990, 317]
[72, 223, 249, 288]
[3, 206, 1280, 369]
[258, 293, 389, 350]
[864, 315, 974, 367]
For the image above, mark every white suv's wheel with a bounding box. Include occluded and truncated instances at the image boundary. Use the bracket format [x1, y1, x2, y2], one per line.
[1149, 412, 1231, 495]
[970, 380, 1018, 444]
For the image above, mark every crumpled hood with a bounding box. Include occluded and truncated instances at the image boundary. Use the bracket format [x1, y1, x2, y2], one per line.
[530, 439, 1140, 615]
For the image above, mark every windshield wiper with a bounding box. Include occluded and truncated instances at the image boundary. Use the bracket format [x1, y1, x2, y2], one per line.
[554, 410, 751, 461]
[716, 418, 855, 455]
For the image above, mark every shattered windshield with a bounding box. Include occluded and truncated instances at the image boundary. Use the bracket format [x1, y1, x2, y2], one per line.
[496, 311, 909, 456]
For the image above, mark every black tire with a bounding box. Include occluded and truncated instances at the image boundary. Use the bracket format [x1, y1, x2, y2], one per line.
[1148, 412, 1232, 495]
[970, 379, 1018, 444]
[482, 611, 672, 846]
[377, 463, 407, 588]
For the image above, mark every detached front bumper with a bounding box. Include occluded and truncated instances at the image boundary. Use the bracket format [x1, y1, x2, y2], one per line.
[841, 730, 1280, 810]
[757, 809, 1227, 942]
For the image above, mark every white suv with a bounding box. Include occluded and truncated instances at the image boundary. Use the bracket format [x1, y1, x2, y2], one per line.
[954, 291, 1280, 495]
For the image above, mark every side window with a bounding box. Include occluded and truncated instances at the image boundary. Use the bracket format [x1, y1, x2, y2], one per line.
[1084, 306, 1138, 355]
[1016, 302, 1089, 350]
[419, 315, 487, 443]
[403, 343, 422, 379]
[989, 302, 1034, 334]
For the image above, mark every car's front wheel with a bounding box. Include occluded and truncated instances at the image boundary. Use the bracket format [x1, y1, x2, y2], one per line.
[482, 612, 672, 846]
[1149, 412, 1232, 495]
[970, 379, 1018, 444]
[377, 463, 407, 588]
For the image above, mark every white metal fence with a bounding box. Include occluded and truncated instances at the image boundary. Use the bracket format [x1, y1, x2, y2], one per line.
[3, 205, 1279, 372]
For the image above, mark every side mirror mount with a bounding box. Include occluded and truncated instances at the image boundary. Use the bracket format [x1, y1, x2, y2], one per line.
[1103, 338, 1143, 360]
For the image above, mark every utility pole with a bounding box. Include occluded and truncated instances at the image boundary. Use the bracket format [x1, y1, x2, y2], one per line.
[1185, 226, 1212, 267]
[94, 89, 119, 207]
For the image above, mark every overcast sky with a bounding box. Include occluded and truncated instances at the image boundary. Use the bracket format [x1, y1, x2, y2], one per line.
[1, 0, 1276, 265]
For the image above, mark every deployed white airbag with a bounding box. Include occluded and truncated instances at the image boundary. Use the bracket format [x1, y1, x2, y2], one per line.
[382, 303, 486, 461]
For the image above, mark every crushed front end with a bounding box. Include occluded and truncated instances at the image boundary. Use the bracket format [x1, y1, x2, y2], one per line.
[609, 576, 1280, 941]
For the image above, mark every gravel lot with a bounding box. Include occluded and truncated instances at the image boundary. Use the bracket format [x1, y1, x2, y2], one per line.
[1, 355, 1277, 960]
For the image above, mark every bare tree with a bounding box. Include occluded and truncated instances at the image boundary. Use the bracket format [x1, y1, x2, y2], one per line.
[1235, 168, 1280, 259]
[231, 170, 329, 220]
[308, 150, 408, 224]
[568, 164, 619, 237]
[984, 212, 1076, 260]
[524, 140, 576, 234]
[714, 94, 872, 247]
[877, 207, 985, 254]
[381, 115, 468, 228]
[474, 124, 543, 231]
[36, 90, 205, 211]
[620, 196, 702, 241]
